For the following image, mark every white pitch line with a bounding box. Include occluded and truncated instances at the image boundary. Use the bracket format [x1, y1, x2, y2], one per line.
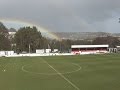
[21, 62, 81, 75]
[42, 59, 80, 90]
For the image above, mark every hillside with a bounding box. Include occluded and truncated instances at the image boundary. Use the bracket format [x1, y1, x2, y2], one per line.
[54, 32, 120, 40]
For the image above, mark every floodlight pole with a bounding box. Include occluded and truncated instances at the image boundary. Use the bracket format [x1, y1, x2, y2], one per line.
[60, 40, 62, 53]
[29, 44, 30, 54]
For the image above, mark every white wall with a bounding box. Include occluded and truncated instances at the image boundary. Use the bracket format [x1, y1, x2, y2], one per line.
[71, 50, 108, 55]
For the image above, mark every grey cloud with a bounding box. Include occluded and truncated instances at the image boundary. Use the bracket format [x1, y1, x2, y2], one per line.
[0, 0, 120, 32]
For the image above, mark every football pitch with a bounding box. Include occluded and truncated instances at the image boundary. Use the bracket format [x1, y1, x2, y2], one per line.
[0, 54, 120, 90]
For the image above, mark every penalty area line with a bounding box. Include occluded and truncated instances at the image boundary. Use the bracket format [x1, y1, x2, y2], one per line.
[42, 59, 80, 90]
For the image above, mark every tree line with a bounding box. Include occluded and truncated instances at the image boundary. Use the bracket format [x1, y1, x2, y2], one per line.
[0, 22, 120, 53]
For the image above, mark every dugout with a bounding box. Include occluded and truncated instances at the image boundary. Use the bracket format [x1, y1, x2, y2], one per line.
[71, 45, 109, 55]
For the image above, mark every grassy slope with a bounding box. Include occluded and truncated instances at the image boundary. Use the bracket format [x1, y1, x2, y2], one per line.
[0, 54, 120, 90]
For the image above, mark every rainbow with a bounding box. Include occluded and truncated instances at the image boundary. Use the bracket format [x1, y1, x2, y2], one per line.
[0, 18, 61, 41]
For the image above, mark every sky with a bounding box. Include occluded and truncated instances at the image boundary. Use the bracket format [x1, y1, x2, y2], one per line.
[0, 0, 120, 33]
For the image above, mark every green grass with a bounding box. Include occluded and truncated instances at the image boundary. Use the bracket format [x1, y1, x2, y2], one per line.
[0, 53, 120, 90]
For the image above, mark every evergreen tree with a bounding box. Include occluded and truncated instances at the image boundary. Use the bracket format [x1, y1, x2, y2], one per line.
[0, 22, 11, 50]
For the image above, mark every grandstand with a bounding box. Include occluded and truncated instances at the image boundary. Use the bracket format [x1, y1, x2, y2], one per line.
[71, 45, 109, 55]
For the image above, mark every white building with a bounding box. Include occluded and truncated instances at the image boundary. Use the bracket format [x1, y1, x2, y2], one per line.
[0, 51, 15, 56]
[36, 49, 45, 54]
[116, 46, 120, 52]
[8, 29, 16, 39]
